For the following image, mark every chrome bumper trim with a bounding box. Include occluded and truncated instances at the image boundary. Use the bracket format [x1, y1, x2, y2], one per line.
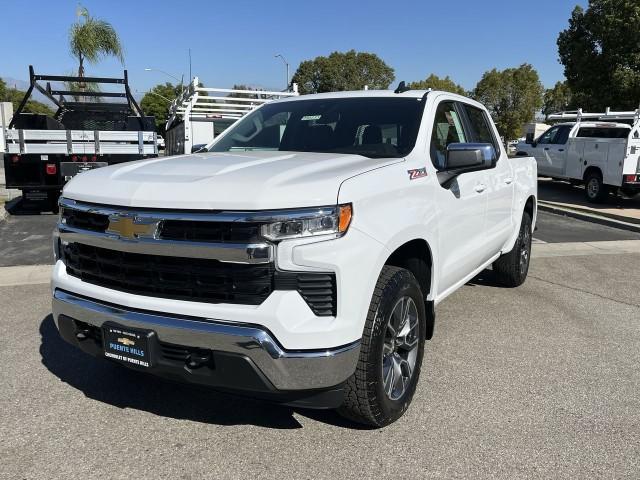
[57, 224, 272, 263]
[52, 289, 360, 390]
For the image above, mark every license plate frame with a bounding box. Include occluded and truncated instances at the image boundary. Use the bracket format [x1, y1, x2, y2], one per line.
[102, 323, 155, 368]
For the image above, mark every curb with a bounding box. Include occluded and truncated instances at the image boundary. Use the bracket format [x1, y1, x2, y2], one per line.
[539, 201, 640, 233]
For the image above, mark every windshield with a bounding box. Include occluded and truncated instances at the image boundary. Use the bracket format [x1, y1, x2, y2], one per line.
[209, 97, 424, 158]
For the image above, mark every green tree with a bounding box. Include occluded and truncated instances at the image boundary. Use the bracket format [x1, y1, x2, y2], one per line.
[2, 86, 54, 116]
[291, 50, 395, 94]
[69, 6, 124, 78]
[542, 81, 574, 116]
[141, 82, 182, 134]
[408, 74, 467, 95]
[558, 1, 640, 110]
[473, 64, 544, 141]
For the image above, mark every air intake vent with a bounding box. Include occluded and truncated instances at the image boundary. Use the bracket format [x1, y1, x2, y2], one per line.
[275, 272, 337, 317]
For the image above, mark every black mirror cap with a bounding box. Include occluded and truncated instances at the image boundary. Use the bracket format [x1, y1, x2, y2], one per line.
[443, 143, 497, 172]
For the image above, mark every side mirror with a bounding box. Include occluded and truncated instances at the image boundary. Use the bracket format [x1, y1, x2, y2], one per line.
[443, 143, 497, 173]
[531, 140, 538, 148]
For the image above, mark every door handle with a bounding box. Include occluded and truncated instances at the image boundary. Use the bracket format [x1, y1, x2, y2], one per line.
[544, 147, 550, 151]
[558, 149, 564, 152]
[474, 184, 487, 193]
[504, 177, 513, 184]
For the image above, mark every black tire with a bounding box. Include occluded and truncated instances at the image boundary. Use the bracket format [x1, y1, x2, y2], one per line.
[493, 211, 532, 288]
[338, 266, 426, 427]
[584, 171, 609, 203]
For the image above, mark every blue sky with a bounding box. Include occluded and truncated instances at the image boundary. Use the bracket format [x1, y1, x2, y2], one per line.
[1, 0, 586, 93]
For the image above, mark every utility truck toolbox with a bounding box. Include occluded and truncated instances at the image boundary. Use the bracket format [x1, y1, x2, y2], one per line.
[52, 87, 537, 426]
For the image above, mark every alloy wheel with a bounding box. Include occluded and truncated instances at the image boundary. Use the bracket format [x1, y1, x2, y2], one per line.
[382, 296, 419, 401]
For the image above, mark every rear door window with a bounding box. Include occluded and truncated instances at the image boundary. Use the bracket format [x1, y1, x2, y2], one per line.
[462, 104, 498, 151]
[576, 127, 630, 139]
[430, 101, 468, 169]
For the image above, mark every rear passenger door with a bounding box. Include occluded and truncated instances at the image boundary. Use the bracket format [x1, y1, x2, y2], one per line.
[430, 100, 489, 295]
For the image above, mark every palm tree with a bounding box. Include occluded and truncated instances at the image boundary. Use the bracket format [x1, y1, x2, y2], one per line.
[69, 6, 124, 78]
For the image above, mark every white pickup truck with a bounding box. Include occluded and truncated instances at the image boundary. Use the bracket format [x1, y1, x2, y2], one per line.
[51, 89, 537, 426]
[516, 109, 640, 202]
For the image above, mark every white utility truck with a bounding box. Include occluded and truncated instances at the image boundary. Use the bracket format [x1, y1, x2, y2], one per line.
[165, 77, 298, 155]
[52, 87, 537, 426]
[516, 108, 640, 202]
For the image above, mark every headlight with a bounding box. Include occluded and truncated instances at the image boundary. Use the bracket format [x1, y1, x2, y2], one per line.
[260, 204, 352, 241]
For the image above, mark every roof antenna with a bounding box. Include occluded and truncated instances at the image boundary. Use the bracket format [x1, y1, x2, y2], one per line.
[394, 81, 410, 94]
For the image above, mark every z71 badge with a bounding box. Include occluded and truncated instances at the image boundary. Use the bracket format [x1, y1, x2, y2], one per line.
[407, 167, 428, 180]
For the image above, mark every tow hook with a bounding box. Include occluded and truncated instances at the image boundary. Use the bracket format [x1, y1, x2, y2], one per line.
[75, 329, 90, 341]
[186, 350, 212, 370]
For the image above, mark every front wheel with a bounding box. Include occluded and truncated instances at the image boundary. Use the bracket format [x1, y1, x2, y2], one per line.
[493, 211, 532, 287]
[339, 266, 426, 427]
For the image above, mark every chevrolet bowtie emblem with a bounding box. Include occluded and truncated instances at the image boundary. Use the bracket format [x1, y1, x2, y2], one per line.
[106, 215, 159, 240]
[117, 337, 135, 346]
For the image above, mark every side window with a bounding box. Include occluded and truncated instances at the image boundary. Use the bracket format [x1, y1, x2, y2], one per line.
[430, 101, 468, 169]
[553, 126, 571, 144]
[462, 104, 498, 152]
[537, 126, 559, 144]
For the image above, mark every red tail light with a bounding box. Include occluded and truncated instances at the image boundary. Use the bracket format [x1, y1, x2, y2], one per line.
[81, 155, 87, 162]
[46, 164, 57, 175]
[71, 155, 78, 162]
[91, 155, 97, 162]
[11, 155, 20, 163]
[624, 174, 638, 183]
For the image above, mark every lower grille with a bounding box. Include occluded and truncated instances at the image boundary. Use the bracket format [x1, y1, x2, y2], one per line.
[64, 243, 273, 305]
[64, 243, 338, 315]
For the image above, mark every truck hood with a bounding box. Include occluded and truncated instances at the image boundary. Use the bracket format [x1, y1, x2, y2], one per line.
[63, 151, 401, 210]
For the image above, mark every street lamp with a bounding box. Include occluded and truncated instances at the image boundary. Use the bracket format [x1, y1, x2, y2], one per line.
[274, 54, 290, 91]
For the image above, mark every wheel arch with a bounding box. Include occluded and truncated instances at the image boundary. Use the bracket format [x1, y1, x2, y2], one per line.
[383, 238, 436, 340]
[583, 165, 603, 182]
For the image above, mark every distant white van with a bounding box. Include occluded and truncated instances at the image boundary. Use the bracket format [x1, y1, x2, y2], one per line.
[516, 109, 640, 202]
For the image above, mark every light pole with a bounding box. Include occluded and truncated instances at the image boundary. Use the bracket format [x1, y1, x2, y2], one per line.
[274, 54, 290, 91]
[144, 68, 184, 95]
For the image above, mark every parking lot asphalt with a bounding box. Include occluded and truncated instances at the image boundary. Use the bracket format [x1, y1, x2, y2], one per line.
[1, 248, 639, 479]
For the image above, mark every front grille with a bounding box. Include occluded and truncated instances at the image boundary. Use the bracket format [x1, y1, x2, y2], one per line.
[159, 220, 262, 243]
[62, 208, 109, 232]
[60, 206, 261, 244]
[64, 243, 274, 305]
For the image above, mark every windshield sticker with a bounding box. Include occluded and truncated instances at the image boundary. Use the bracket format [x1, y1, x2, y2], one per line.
[301, 115, 322, 121]
[407, 167, 427, 180]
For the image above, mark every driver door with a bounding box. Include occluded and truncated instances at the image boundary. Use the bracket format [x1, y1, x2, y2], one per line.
[430, 100, 488, 295]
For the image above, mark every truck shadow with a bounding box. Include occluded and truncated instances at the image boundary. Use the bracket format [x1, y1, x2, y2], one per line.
[38, 314, 363, 430]
[5, 196, 52, 216]
[466, 268, 502, 288]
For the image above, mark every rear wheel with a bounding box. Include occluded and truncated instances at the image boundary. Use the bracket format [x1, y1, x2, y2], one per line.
[339, 266, 426, 427]
[493, 211, 532, 288]
[584, 171, 609, 203]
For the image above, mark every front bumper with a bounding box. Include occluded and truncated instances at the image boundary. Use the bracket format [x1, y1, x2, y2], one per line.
[52, 289, 360, 407]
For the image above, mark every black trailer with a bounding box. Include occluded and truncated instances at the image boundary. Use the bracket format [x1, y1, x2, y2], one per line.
[2, 66, 157, 212]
